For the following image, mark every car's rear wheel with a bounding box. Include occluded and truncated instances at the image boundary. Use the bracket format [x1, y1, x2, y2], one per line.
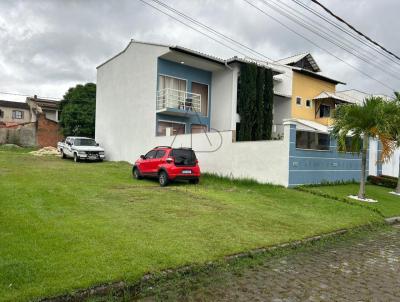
[133, 167, 143, 180]
[73, 153, 80, 163]
[158, 171, 169, 187]
[189, 178, 199, 185]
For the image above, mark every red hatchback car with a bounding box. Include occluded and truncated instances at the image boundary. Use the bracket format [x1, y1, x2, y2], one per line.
[132, 146, 200, 186]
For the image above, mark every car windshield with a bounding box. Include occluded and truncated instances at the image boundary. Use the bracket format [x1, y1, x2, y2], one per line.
[74, 138, 97, 146]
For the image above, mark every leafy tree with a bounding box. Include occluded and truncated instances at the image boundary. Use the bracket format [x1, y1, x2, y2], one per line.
[331, 97, 394, 199]
[254, 67, 265, 140]
[263, 68, 274, 140]
[59, 83, 96, 137]
[238, 63, 257, 141]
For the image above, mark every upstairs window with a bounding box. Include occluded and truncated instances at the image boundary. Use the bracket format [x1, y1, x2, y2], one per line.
[319, 104, 331, 118]
[0, 109, 3, 118]
[306, 100, 312, 108]
[296, 97, 302, 106]
[12, 110, 23, 119]
[296, 131, 330, 151]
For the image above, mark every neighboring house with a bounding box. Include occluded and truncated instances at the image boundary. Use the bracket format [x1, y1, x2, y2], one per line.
[27, 95, 61, 123]
[0, 97, 62, 147]
[96, 40, 381, 186]
[0, 100, 31, 125]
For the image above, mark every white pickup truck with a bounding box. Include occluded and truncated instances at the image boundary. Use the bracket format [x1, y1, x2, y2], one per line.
[57, 136, 105, 162]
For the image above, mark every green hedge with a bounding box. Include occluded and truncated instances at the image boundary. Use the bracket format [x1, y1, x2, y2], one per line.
[367, 175, 398, 189]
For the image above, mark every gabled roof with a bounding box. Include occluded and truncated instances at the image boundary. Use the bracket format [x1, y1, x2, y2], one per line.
[292, 67, 345, 85]
[276, 53, 321, 72]
[284, 118, 329, 133]
[0, 100, 30, 110]
[313, 91, 350, 103]
[26, 97, 60, 109]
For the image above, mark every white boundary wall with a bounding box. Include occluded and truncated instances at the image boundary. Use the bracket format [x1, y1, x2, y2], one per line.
[153, 130, 290, 186]
[383, 148, 400, 178]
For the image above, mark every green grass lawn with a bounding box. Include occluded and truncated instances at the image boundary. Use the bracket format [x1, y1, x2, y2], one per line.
[0, 149, 383, 301]
[301, 183, 400, 218]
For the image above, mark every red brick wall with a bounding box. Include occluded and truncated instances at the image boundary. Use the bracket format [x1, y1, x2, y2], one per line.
[36, 114, 63, 147]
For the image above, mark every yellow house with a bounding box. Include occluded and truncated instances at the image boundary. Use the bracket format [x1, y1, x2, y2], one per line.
[276, 53, 347, 126]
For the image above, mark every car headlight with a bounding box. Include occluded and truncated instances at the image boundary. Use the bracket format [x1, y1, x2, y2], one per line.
[99, 151, 105, 155]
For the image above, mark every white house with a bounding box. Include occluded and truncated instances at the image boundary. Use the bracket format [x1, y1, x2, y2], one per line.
[96, 40, 383, 186]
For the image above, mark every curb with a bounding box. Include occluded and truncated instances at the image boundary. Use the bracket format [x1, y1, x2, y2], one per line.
[385, 216, 400, 225]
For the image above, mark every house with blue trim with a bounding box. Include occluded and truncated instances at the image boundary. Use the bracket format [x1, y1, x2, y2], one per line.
[95, 40, 382, 187]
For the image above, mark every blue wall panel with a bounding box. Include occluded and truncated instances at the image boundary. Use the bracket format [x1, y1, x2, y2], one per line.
[156, 58, 212, 134]
[288, 124, 368, 186]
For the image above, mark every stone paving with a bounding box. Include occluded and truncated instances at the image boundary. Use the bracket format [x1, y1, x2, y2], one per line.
[141, 226, 400, 301]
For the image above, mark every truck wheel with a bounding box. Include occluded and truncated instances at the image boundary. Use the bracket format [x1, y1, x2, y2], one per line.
[158, 171, 169, 187]
[73, 153, 80, 163]
[60, 150, 66, 159]
[133, 167, 143, 180]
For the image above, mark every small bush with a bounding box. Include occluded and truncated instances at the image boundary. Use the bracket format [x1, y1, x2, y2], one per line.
[367, 175, 397, 189]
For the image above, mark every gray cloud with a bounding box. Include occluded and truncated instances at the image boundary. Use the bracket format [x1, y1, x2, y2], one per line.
[0, 0, 398, 100]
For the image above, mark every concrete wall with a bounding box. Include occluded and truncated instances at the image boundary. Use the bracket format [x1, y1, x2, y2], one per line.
[273, 95, 291, 136]
[210, 64, 238, 132]
[288, 123, 365, 186]
[0, 123, 36, 146]
[95, 42, 170, 162]
[152, 130, 290, 186]
[383, 147, 400, 178]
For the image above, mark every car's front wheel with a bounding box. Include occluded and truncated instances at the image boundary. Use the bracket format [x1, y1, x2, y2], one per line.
[60, 150, 66, 159]
[73, 153, 80, 163]
[158, 171, 169, 187]
[133, 167, 143, 180]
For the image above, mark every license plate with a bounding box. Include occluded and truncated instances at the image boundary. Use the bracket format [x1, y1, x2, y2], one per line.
[182, 170, 192, 174]
[88, 155, 97, 160]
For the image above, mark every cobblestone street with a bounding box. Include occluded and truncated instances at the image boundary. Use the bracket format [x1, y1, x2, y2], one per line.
[142, 226, 400, 301]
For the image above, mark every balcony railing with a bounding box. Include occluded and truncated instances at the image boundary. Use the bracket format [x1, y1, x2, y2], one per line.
[157, 88, 201, 113]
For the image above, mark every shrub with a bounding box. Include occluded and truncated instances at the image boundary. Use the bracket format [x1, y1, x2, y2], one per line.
[367, 175, 397, 189]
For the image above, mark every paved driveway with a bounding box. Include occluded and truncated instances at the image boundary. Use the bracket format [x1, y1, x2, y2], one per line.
[142, 226, 400, 301]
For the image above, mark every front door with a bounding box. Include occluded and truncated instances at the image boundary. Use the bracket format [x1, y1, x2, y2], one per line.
[191, 82, 208, 116]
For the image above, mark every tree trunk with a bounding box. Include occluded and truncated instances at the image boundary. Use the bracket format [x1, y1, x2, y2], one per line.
[358, 135, 369, 199]
[397, 153, 400, 194]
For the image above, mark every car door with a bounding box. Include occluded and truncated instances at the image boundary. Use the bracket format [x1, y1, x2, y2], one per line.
[64, 138, 72, 156]
[151, 150, 166, 173]
[140, 150, 157, 174]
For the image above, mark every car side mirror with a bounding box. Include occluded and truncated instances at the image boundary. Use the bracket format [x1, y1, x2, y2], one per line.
[166, 157, 173, 163]
[140, 155, 145, 159]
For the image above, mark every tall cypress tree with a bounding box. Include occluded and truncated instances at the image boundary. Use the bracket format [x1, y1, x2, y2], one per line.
[238, 63, 257, 141]
[263, 68, 274, 140]
[253, 67, 265, 140]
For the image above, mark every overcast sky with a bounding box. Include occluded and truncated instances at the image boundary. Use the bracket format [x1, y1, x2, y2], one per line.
[0, 0, 399, 101]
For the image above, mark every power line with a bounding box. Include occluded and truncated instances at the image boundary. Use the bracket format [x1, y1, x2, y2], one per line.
[269, 0, 400, 73]
[0, 91, 60, 100]
[258, 0, 400, 81]
[289, 0, 400, 67]
[243, 0, 396, 91]
[139, 0, 259, 60]
[309, 0, 400, 61]
[149, 0, 274, 63]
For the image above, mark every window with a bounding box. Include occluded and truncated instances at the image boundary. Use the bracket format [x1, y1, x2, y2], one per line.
[0, 109, 3, 118]
[296, 131, 330, 150]
[170, 149, 197, 166]
[12, 110, 23, 119]
[145, 150, 157, 159]
[74, 138, 97, 146]
[155, 150, 166, 158]
[306, 100, 311, 107]
[191, 124, 208, 134]
[296, 97, 302, 106]
[157, 121, 185, 136]
[191, 82, 209, 116]
[319, 104, 331, 118]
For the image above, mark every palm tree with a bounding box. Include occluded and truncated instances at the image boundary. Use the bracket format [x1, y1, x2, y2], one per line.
[384, 92, 400, 194]
[331, 97, 394, 199]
